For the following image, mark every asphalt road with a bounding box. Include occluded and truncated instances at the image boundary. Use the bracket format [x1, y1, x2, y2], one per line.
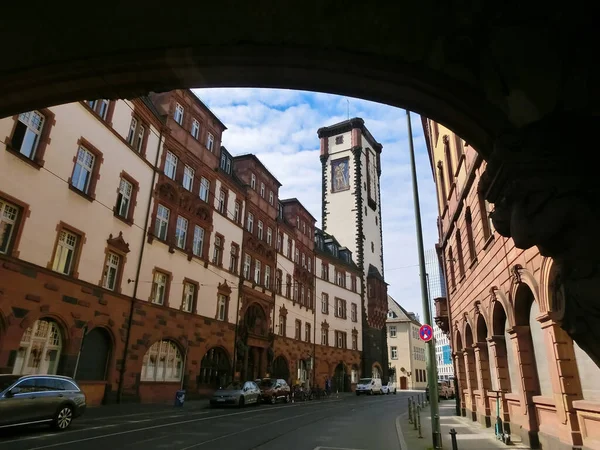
[0, 392, 416, 450]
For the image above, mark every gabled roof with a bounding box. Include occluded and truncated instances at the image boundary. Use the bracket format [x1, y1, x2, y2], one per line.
[232, 153, 283, 187]
[280, 198, 318, 223]
[387, 295, 421, 326]
[367, 264, 387, 284]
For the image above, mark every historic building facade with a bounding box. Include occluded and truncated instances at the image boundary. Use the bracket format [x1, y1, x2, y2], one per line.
[386, 297, 427, 390]
[423, 118, 600, 450]
[318, 118, 388, 381]
[0, 89, 366, 407]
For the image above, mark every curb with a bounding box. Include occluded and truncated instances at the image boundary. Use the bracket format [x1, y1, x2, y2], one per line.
[395, 412, 408, 450]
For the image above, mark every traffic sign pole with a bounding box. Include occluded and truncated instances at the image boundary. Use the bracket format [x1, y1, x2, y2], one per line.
[406, 110, 442, 448]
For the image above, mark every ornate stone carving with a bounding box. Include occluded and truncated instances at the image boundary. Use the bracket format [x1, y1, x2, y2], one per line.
[107, 231, 130, 254]
[510, 264, 522, 284]
[157, 181, 178, 203]
[479, 112, 600, 367]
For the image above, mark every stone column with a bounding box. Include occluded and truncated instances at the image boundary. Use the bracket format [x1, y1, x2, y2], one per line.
[507, 326, 539, 448]
[453, 352, 467, 416]
[487, 335, 511, 428]
[473, 342, 492, 427]
[462, 348, 477, 421]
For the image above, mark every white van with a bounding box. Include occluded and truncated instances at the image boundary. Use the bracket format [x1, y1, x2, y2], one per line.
[355, 377, 383, 395]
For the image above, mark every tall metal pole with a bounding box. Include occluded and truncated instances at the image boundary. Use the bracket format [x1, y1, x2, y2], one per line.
[406, 110, 442, 447]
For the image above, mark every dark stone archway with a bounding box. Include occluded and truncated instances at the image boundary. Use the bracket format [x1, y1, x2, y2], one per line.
[76, 327, 111, 381]
[271, 356, 290, 384]
[333, 363, 350, 393]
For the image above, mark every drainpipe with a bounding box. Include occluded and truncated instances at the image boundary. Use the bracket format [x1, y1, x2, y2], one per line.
[231, 202, 246, 381]
[117, 126, 164, 403]
[312, 271, 317, 389]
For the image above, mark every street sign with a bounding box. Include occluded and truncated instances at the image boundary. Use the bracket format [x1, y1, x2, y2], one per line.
[419, 324, 433, 342]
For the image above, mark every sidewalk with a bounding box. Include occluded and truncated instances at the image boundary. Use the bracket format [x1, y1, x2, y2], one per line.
[397, 400, 531, 450]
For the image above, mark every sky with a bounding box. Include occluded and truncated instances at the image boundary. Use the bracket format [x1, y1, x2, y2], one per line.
[193, 88, 440, 319]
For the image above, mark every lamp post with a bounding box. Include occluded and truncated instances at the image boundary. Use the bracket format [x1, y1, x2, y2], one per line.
[406, 110, 442, 448]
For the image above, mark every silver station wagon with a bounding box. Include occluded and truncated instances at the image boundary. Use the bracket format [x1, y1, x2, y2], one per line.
[0, 374, 87, 430]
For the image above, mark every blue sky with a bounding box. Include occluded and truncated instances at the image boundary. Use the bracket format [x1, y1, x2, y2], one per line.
[193, 88, 439, 319]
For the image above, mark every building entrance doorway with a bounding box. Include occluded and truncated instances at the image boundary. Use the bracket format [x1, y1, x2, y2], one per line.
[400, 376, 408, 390]
[333, 363, 350, 392]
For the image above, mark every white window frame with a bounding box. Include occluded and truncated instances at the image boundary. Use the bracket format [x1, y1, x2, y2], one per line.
[321, 328, 328, 346]
[212, 235, 222, 264]
[247, 213, 254, 233]
[351, 303, 357, 322]
[266, 228, 272, 245]
[234, 201, 240, 223]
[117, 178, 133, 219]
[14, 111, 45, 159]
[182, 282, 195, 313]
[164, 151, 178, 180]
[254, 259, 261, 285]
[191, 118, 200, 139]
[321, 293, 328, 314]
[175, 216, 188, 249]
[183, 165, 194, 191]
[390, 326, 397, 338]
[174, 103, 184, 126]
[243, 254, 251, 279]
[269, 191, 274, 205]
[260, 182, 265, 198]
[127, 117, 137, 145]
[151, 271, 168, 305]
[250, 173, 256, 189]
[141, 340, 182, 382]
[218, 189, 226, 214]
[206, 132, 215, 151]
[52, 229, 78, 275]
[71, 146, 95, 194]
[391, 346, 398, 359]
[155, 205, 170, 240]
[192, 225, 204, 257]
[102, 252, 120, 291]
[265, 266, 271, 288]
[257, 221, 263, 240]
[0, 199, 19, 255]
[217, 294, 227, 321]
[199, 177, 210, 202]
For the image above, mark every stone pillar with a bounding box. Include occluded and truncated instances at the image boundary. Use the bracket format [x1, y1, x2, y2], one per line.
[473, 342, 492, 427]
[462, 348, 477, 421]
[507, 326, 539, 448]
[479, 112, 600, 368]
[539, 317, 583, 448]
[243, 346, 249, 381]
[252, 348, 259, 380]
[487, 336, 511, 429]
[453, 352, 467, 416]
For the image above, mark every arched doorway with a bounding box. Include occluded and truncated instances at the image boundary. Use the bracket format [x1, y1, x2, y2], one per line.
[241, 303, 268, 381]
[199, 347, 230, 389]
[372, 364, 382, 379]
[333, 363, 350, 392]
[400, 376, 408, 390]
[13, 319, 63, 375]
[271, 356, 290, 383]
[76, 327, 111, 381]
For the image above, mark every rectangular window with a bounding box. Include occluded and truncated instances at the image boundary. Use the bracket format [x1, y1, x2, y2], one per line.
[175, 216, 188, 249]
[321, 263, 328, 280]
[390, 326, 397, 338]
[229, 244, 239, 273]
[293, 280, 298, 301]
[12, 111, 45, 159]
[391, 346, 398, 359]
[151, 271, 168, 305]
[287, 240, 292, 258]
[336, 271, 345, 288]
[300, 285, 304, 305]
[212, 235, 223, 265]
[182, 282, 195, 312]
[301, 253, 306, 267]
[0, 200, 19, 255]
[191, 118, 200, 139]
[321, 328, 328, 346]
[164, 151, 178, 179]
[136, 124, 145, 153]
[276, 233, 282, 252]
[260, 182, 265, 198]
[250, 174, 256, 189]
[192, 225, 204, 257]
[206, 132, 215, 151]
[126, 117, 146, 153]
[87, 99, 110, 120]
[243, 254, 251, 279]
[279, 315, 285, 336]
[265, 266, 271, 288]
[257, 221, 263, 240]
[351, 276, 357, 292]
[352, 333, 358, 350]
[307, 258, 311, 273]
[321, 293, 329, 314]
[52, 229, 78, 275]
[275, 270, 282, 294]
[234, 201, 241, 223]
[295, 248, 299, 263]
[155, 204, 170, 240]
[336, 299, 344, 318]
[199, 177, 210, 202]
[174, 103, 184, 125]
[183, 165, 194, 191]
[247, 213, 254, 232]
[295, 320, 301, 340]
[351, 303, 357, 322]
[217, 294, 227, 321]
[116, 178, 133, 219]
[218, 189, 226, 214]
[305, 323, 311, 343]
[254, 259, 261, 284]
[71, 146, 95, 194]
[102, 252, 120, 291]
[286, 275, 291, 298]
[269, 191, 274, 205]
[266, 227, 272, 246]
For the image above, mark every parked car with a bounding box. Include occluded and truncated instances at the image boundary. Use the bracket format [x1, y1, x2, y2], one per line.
[381, 381, 397, 395]
[355, 377, 383, 395]
[258, 378, 291, 404]
[0, 374, 87, 431]
[438, 380, 455, 399]
[209, 381, 261, 407]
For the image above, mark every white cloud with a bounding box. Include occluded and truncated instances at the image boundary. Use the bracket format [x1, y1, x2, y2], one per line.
[195, 88, 440, 318]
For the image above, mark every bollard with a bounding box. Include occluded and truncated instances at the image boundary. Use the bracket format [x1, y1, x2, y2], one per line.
[417, 405, 423, 438]
[450, 428, 458, 450]
[408, 398, 413, 424]
[413, 403, 418, 430]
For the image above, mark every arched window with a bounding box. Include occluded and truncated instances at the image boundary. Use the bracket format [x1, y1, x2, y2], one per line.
[141, 340, 182, 382]
[13, 319, 63, 375]
[199, 347, 230, 388]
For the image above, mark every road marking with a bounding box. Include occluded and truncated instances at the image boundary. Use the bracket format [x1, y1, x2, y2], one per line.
[26, 399, 343, 449]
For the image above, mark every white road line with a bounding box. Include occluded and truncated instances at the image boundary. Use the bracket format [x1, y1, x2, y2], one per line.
[26, 399, 343, 449]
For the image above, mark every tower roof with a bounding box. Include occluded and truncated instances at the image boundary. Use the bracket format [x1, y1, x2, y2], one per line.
[317, 117, 383, 153]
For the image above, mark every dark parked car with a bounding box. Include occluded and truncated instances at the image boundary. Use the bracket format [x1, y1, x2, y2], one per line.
[0, 374, 87, 431]
[258, 378, 290, 404]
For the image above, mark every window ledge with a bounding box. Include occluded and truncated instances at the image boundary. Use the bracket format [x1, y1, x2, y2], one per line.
[469, 258, 478, 270]
[113, 211, 134, 227]
[483, 234, 495, 251]
[5, 146, 44, 169]
[68, 184, 95, 202]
